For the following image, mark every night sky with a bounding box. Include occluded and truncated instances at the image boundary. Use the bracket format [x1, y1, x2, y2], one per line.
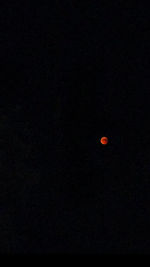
[1, 2, 150, 253]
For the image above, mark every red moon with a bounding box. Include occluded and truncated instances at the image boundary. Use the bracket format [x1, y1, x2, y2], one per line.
[100, 136, 108, 145]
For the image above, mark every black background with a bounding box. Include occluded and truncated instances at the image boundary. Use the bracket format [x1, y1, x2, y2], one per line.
[1, 2, 150, 253]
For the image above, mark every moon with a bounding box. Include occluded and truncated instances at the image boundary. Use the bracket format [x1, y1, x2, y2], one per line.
[100, 136, 108, 145]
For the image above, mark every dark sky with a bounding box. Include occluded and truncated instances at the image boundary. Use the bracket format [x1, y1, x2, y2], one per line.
[1, 2, 150, 253]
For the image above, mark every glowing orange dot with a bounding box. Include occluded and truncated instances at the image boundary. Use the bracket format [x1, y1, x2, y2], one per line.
[100, 136, 108, 145]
